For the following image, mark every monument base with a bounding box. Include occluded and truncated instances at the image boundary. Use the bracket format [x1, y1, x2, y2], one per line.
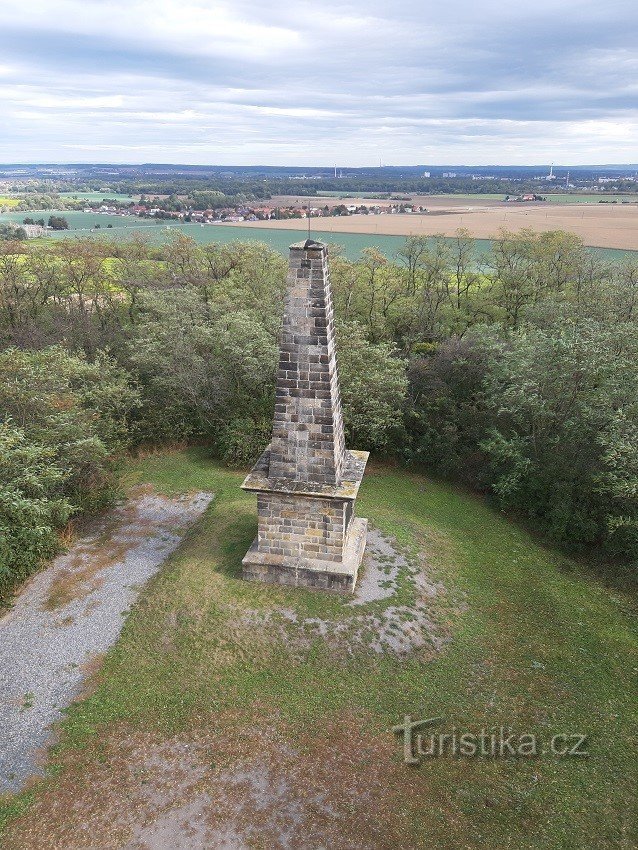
[242, 517, 368, 593]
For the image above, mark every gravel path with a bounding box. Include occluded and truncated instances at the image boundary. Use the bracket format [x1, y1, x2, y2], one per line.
[0, 487, 213, 793]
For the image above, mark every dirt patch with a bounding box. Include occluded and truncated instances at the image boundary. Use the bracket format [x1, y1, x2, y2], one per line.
[3, 710, 429, 850]
[240, 528, 450, 659]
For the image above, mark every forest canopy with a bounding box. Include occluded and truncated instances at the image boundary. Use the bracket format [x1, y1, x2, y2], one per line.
[0, 228, 636, 598]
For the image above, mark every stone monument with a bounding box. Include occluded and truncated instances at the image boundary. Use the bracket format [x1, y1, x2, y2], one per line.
[241, 238, 368, 592]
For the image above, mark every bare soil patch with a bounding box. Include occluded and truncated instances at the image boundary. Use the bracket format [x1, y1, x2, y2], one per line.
[3, 709, 429, 850]
[239, 528, 451, 660]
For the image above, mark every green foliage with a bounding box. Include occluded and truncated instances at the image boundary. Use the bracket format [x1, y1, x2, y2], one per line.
[0, 347, 138, 599]
[0, 229, 635, 564]
[128, 288, 278, 445]
[218, 415, 272, 466]
[406, 335, 494, 482]
[15, 194, 64, 211]
[407, 320, 638, 559]
[0, 423, 72, 598]
[480, 321, 638, 557]
[337, 321, 408, 450]
[187, 189, 228, 209]
[0, 224, 26, 241]
[47, 215, 69, 230]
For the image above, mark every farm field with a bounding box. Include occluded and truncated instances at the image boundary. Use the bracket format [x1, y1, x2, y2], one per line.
[231, 201, 638, 251]
[57, 191, 139, 203]
[2, 207, 637, 263]
[271, 193, 507, 209]
[541, 193, 637, 204]
[0, 449, 634, 848]
[268, 192, 637, 208]
[0, 209, 162, 231]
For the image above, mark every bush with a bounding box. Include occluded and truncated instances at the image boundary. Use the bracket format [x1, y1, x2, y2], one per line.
[219, 416, 272, 467]
[481, 321, 638, 558]
[337, 321, 408, 451]
[47, 215, 69, 230]
[405, 322, 638, 561]
[0, 423, 73, 598]
[0, 224, 26, 241]
[406, 335, 494, 483]
[0, 347, 138, 598]
[128, 289, 278, 447]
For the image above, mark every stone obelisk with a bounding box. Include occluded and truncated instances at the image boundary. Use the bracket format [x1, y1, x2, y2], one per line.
[241, 239, 368, 592]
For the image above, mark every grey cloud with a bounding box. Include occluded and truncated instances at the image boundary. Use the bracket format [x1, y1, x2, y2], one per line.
[0, 0, 635, 163]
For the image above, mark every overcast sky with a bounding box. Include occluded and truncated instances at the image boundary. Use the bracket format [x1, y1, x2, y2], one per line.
[0, 0, 636, 165]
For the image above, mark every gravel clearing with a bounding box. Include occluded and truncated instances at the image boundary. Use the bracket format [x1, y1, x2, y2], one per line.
[240, 527, 449, 658]
[0, 487, 213, 794]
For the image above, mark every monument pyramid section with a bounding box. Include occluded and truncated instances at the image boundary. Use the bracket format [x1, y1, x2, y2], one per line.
[241, 239, 368, 592]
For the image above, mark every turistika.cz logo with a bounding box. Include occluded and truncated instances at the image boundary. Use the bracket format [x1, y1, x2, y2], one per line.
[392, 715, 589, 764]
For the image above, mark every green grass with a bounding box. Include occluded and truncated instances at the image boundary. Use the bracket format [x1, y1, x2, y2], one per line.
[1, 448, 635, 848]
[544, 194, 638, 204]
[57, 192, 140, 203]
[1, 209, 637, 265]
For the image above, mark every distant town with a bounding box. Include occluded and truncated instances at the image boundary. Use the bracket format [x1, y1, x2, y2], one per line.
[1, 163, 637, 246]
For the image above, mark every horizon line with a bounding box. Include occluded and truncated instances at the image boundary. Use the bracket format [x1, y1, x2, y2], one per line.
[1, 162, 638, 170]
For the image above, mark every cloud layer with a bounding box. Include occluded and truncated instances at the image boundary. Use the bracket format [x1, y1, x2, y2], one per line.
[1, 0, 636, 164]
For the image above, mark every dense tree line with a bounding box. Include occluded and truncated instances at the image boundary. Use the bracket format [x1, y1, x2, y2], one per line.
[0, 224, 26, 241]
[0, 229, 636, 598]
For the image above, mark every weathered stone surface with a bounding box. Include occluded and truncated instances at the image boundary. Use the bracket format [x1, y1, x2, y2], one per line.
[241, 239, 368, 593]
[268, 240, 346, 486]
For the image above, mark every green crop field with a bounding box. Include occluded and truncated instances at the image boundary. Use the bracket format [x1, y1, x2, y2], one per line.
[544, 193, 638, 204]
[1, 449, 635, 848]
[57, 191, 139, 203]
[2, 209, 637, 263]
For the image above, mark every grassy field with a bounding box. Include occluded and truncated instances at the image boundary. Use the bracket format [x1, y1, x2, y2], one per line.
[307, 192, 637, 205]
[58, 192, 140, 203]
[544, 194, 638, 204]
[1, 449, 635, 848]
[0, 209, 159, 231]
[1, 209, 636, 264]
[0, 197, 20, 209]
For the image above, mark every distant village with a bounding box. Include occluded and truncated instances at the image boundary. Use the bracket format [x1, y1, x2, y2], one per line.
[66, 192, 557, 226]
[78, 198, 431, 224]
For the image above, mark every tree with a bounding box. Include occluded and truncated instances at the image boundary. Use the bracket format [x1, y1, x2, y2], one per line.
[47, 215, 69, 230]
[480, 321, 638, 557]
[128, 288, 278, 447]
[0, 422, 72, 597]
[337, 321, 408, 450]
[0, 224, 26, 241]
[406, 334, 495, 482]
[0, 346, 138, 510]
[0, 347, 138, 597]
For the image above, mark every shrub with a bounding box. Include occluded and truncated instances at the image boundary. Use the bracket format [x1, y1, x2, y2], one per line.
[0, 347, 138, 598]
[337, 321, 408, 451]
[0, 423, 73, 599]
[481, 321, 638, 558]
